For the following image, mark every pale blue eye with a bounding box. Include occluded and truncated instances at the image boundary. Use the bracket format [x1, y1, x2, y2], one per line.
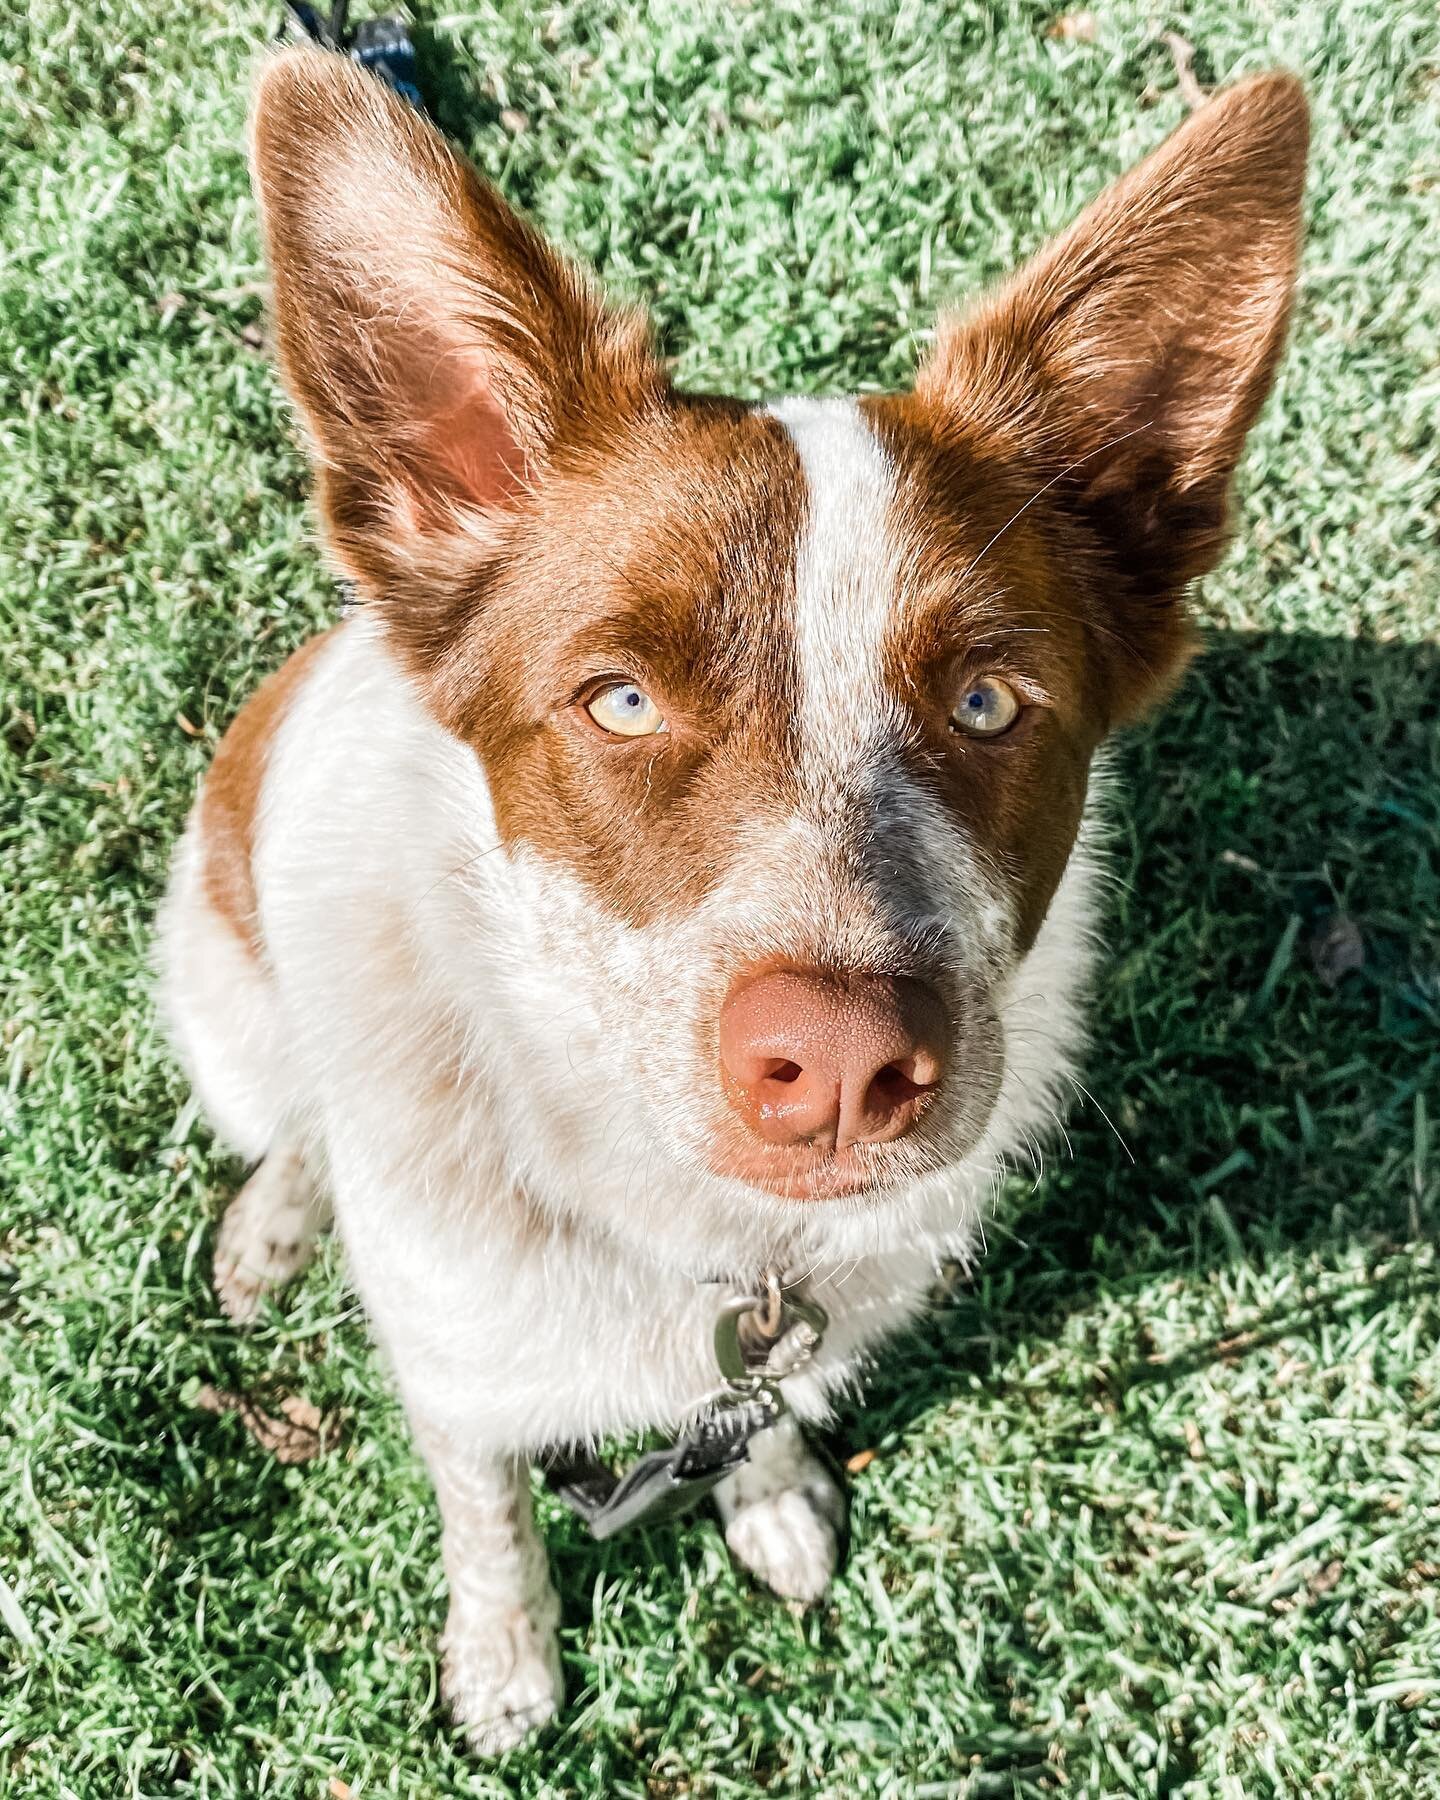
[585, 681, 668, 738]
[951, 675, 1021, 736]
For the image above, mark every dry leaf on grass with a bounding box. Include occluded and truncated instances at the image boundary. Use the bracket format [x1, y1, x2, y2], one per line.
[1309, 1560, 1345, 1598]
[846, 1448, 878, 1474]
[1048, 11, 1098, 43]
[192, 1383, 335, 1464]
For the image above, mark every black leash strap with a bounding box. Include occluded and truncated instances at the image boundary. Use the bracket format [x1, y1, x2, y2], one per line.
[278, 0, 426, 111]
[545, 1396, 781, 1541]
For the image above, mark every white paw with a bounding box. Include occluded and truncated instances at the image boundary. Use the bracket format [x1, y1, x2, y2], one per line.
[213, 1151, 322, 1324]
[442, 1607, 563, 1756]
[716, 1420, 847, 1605]
[724, 1483, 842, 1604]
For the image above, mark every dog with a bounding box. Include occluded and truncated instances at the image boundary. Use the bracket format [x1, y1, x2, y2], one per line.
[156, 47, 1306, 1752]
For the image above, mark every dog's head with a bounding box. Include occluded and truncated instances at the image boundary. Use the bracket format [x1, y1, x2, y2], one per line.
[250, 52, 1305, 1252]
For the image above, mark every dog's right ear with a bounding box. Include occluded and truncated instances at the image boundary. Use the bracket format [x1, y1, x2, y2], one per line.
[914, 73, 1307, 723]
[251, 49, 663, 604]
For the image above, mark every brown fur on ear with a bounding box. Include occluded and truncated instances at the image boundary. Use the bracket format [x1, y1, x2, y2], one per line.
[916, 73, 1309, 720]
[250, 48, 665, 606]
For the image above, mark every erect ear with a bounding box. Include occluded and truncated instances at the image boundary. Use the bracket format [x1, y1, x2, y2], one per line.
[250, 49, 663, 600]
[916, 73, 1307, 711]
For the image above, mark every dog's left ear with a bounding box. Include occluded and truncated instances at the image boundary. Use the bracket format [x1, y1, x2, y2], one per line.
[918, 74, 1308, 716]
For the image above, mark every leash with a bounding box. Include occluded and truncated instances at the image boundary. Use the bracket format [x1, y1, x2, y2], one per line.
[545, 1268, 828, 1540]
[278, 0, 426, 111]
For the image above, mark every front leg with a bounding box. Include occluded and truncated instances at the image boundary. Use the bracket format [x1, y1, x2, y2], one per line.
[414, 1424, 563, 1755]
[715, 1414, 847, 1605]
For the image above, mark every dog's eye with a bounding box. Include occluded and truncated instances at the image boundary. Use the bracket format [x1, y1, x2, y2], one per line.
[950, 675, 1021, 738]
[585, 682, 668, 739]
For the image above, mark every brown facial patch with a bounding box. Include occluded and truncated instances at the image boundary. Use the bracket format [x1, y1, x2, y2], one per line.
[200, 629, 336, 957]
[861, 393, 1145, 954]
[248, 51, 819, 934]
[422, 395, 809, 927]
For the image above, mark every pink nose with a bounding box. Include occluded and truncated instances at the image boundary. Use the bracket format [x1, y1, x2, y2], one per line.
[718, 970, 948, 1151]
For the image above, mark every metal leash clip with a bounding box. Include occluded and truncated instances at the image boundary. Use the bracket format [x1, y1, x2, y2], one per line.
[547, 1270, 827, 1541]
[713, 1273, 829, 1406]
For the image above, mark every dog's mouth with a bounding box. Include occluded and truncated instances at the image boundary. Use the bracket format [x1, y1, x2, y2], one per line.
[702, 1049, 1001, 1204]
[707, 1135, 935, 1203]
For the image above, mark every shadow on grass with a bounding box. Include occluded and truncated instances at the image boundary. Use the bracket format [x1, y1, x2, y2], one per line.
[842, 623, 1440, 1451]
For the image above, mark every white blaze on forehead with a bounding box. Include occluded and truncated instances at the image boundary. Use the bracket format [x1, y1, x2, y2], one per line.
[767, 396, 1015, 955]
[768, 396, 905, 781]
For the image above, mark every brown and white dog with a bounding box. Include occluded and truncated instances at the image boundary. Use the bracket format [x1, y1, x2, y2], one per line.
[157, 49, 1306, 1752]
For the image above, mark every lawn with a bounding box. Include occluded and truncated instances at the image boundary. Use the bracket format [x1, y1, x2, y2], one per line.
[3, 1, 1439, 1795]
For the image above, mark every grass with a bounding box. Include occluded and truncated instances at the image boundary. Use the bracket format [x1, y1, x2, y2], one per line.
[2, 1, 1438, 1795]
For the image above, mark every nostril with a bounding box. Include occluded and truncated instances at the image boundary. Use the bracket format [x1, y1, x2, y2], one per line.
[764, 1061, 803, 1086]
[869, 1062, 925, 1109]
